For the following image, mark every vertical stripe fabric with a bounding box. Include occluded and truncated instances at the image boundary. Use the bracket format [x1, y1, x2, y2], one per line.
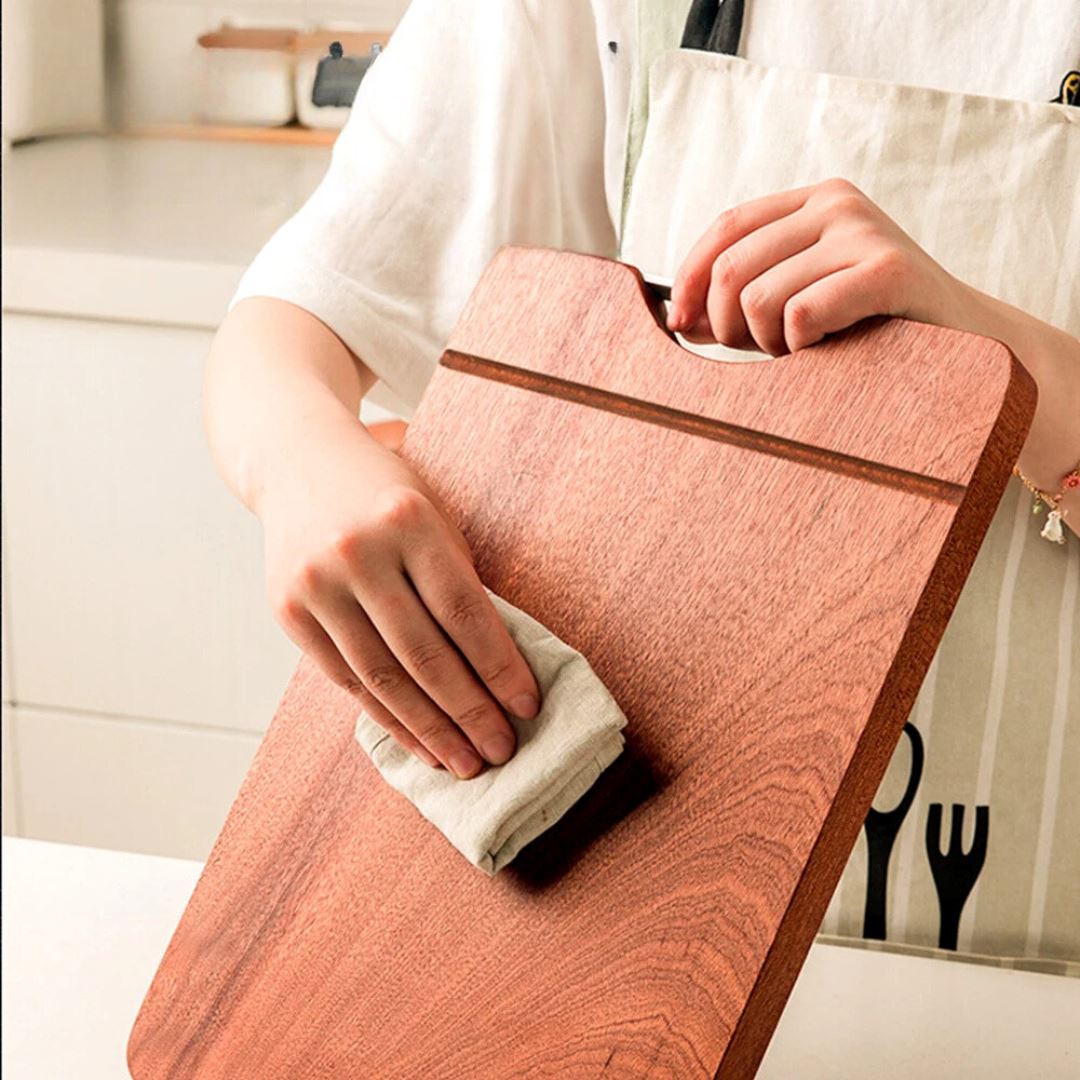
[620, 16, 1080, 973]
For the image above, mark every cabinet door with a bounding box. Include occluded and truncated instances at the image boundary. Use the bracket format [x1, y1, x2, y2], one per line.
[2, 313, 301, 731]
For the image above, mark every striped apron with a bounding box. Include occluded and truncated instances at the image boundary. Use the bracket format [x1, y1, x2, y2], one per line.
[619, 31, 1080, 973]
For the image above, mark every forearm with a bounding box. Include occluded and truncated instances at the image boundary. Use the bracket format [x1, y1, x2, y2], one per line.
[954, 285, 1080, 535]
[203, 296, 379, 518]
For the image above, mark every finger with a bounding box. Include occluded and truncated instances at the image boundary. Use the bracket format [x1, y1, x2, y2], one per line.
[350, 680, 444, 769]
[679, 207, 822, 349]
[669, 185, 814, 332]
[782, 262, 890, 353]
[358, 571, 521, 772]
[311, 584, 485, 778]
[274, 600, 440, 768]
[738, 241, 853, 356]
[275, 596, 367, 695]
[402, 536, 540, 722]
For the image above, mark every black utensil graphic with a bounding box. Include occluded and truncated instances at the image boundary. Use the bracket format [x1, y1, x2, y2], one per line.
[926, 802, 990, 950]
[862, 722, 924, 940]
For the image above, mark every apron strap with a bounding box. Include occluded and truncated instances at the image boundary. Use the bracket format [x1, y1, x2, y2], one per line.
[619, 0, 692, 247]
[680, 0, 746, 56]
[619, 0, 746, 245]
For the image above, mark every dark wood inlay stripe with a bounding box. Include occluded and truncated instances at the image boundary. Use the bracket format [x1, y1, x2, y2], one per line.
[440, 348, 966, 505]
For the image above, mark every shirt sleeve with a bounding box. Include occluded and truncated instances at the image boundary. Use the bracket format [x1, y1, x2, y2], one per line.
[226, 0, 616, 420]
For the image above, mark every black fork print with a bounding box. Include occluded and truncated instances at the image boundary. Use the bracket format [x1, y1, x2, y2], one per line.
[862, 723, 925, 940]
[925, 803, 990, 950]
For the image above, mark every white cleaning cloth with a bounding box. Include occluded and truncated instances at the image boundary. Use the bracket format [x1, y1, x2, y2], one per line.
[354, 586, 629, 875]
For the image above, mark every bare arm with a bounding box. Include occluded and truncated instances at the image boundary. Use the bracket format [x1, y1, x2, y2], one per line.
[204, 297, 376, 516]
[957, 291, 1080, 533]
[203, 297, 542, 778]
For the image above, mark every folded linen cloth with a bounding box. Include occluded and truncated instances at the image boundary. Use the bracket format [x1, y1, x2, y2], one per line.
[354, 586, 629, 875]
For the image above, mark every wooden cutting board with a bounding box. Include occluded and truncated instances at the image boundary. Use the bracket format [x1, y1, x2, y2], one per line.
[128, 246, 1035, 1079]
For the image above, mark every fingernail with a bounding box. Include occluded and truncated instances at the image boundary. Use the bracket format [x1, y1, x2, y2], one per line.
[449, 748, 481, 779]
[667, 304, 684, 331]
[480, 732, 516, 766]
[508, 693, 539, 720]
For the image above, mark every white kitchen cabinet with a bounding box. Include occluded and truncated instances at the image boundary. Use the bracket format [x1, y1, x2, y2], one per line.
[2, 312, 301, 733]
[1, 134, 402, 859]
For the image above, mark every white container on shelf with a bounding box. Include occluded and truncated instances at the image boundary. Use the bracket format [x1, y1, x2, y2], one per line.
[196, 27, 300, 128]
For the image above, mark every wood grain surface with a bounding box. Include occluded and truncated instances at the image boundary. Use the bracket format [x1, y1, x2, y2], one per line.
[128, 246, 1036, 1079]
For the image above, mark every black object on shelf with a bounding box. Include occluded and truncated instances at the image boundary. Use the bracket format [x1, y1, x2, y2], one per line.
[311, 40, 382, 108]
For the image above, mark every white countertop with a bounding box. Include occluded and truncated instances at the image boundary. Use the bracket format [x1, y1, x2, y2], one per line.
[3, 836, 1077, 1078]
[1, 133, 332, 329]
[1, 131, 407, 421]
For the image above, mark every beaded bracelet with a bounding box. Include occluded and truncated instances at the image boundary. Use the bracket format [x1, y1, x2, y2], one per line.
[1012, 459, 1080, 544]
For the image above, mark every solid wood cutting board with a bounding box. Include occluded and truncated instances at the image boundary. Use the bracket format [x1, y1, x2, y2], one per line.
[128, 246, 1036, 1079]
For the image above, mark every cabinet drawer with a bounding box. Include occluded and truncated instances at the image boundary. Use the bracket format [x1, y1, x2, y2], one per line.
[12, 704, 260, 860]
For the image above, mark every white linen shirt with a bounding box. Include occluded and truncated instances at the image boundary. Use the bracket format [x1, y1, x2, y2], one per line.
[226, 0, 1079, 418]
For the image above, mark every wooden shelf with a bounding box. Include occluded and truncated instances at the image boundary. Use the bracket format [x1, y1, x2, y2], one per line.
[115, 123, 339, 147]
